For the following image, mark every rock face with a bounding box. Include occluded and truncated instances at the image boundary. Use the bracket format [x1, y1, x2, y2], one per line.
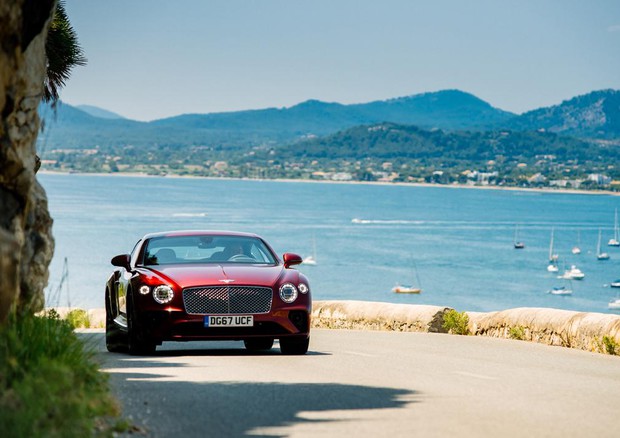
[0, 0, 56, 321]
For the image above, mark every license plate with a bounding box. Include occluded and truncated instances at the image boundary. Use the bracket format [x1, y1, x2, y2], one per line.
[204, 315, 254, 327]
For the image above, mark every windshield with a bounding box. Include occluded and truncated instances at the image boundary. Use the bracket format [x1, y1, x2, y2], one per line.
[142, 235, 277, 266]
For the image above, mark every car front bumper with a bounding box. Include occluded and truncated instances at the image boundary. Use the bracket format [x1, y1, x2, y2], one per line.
[137, 306, 311, 343]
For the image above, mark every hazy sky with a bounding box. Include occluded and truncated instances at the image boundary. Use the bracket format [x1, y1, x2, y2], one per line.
[61, 0, 620, 121]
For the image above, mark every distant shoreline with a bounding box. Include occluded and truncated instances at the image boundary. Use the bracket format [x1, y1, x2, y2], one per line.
[37, 169, 620, 197]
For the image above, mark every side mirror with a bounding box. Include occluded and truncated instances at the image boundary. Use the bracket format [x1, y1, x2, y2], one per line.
[111, 254, 131, 270]
[283, 253, 303, 268]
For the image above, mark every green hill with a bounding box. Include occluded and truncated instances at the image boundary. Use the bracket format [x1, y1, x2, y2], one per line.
[503, 89, 620, 139]
[282, 122, 607, 164]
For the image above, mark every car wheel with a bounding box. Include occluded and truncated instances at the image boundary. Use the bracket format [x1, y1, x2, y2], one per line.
[105, 288, 127, 353]
[279, 336, 309, 355]
[244, 338, 274, 352]
[127, 292, 156, 356]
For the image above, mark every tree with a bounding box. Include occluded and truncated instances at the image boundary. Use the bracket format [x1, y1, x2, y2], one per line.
[43, 0, 86, 105]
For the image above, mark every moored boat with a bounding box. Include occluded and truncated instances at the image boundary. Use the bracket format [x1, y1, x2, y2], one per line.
[597, 228, 610, 260]
[608, 208, 620, 247]
[392, 259, 422, 294]
[560, 265, 585, 280]
[572, 230, 581, 254]
[548, 286, 572, 295]
[303, 235, 317, 265]
[608, 298, 620, 310]
[514, 224, 525, 249]
[392, 284, 422, 294]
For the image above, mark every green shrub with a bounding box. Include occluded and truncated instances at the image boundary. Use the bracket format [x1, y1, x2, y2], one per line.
[0, 311, 119, 436]
[602, 336, 619, 356]
[509, 326, 526, 341]
[442, 309, 470, 335]
[66, 308, 91, 328]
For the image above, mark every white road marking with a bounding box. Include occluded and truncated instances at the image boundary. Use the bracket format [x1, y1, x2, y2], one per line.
[342, 350, 377, 357]
[453, 371, 498, 380]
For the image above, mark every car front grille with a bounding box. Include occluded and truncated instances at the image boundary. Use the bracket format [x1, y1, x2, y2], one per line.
[182, 286, 273, 315]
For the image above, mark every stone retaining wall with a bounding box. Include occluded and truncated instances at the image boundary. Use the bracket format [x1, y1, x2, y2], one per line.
[312, 300, 620, 355]
[468, 307, 620, 353]
[311, 300, 450, 333]
[50, 301, 620, 355]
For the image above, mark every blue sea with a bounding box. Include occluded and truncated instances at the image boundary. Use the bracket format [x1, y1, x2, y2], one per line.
[39, 173, 620, 314]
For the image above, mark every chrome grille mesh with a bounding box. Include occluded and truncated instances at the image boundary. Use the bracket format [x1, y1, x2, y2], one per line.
[182, 286, 273, 315]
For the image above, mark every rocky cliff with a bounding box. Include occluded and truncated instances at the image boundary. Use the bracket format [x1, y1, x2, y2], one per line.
[0, 0, 56, 321]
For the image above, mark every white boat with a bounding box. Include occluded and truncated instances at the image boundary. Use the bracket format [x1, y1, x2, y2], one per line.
[597, 228, 610, 260]
[393, 260, 422, 294]
[302, 255, 316, 265]
[548, 227, 559, 261]
[609, 279, 620, 309]
[560, 265, 585, 280]
[547, 263, 559, 273]
[513, 224, 525, 249]
[546, 228, 559, 271]
[548, 286, 573, 295]
[608, 208, 620, 247]
[392, 284, 422, 294]
[549, 275, 573, 295]
[303, 235, 317, 265]
[571, 230, 581, 254]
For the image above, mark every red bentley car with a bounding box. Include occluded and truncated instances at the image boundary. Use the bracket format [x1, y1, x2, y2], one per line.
[105, 230, 311, 355]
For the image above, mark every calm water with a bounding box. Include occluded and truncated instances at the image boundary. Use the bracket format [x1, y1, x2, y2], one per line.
[39, 173, 620, 314]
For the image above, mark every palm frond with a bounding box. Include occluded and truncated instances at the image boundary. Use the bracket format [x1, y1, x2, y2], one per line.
[43, 0, 86, 104]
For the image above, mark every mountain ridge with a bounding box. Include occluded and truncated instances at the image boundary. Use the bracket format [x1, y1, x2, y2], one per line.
[39, 89, 620, 151]
[504, 89, 620, 138]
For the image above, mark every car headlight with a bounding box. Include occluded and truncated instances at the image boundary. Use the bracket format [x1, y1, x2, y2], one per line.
[298, 283, 309, 294]
[279, 283, 298, 303]
[139, 285, 150, 295]
[153, 285, 174, 304]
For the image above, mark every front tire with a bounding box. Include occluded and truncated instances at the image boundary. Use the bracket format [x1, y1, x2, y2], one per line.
[127, 292, 156, 356]
[244, 338, 274, 352]
[279, 336, 309, 355]
[105, 288, 127, 353]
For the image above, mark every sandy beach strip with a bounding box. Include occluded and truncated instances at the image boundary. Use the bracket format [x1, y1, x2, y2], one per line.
[38, 169, 620, 197]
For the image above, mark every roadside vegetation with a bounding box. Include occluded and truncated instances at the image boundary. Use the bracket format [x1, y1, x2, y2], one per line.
[508, 325, 526, 341]
[442, 309, 470, 335]
[598, 335, 619, 356]
[0, 310, 122, 436]
[65, 308, 92, 328]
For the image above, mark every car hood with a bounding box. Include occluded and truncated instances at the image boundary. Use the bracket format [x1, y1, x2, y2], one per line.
[144, 264, 284, 289]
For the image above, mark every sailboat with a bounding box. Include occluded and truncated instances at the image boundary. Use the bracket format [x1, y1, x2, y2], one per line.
[597, 228, 610, 260]
[392, 261, 422, 294]
[608, 208, 620, 247]
[571, 230, 581, 254]
[548, 279, 573, 295]
[609, 298, 620, 310]
[546, 228, 559, 272]
[609, 284, 620, 309]
[513, 224, 525, 249]
[303, 235, 317, 266]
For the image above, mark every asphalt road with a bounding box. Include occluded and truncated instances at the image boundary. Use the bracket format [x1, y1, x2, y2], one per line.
[81, 329, 620, 437]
